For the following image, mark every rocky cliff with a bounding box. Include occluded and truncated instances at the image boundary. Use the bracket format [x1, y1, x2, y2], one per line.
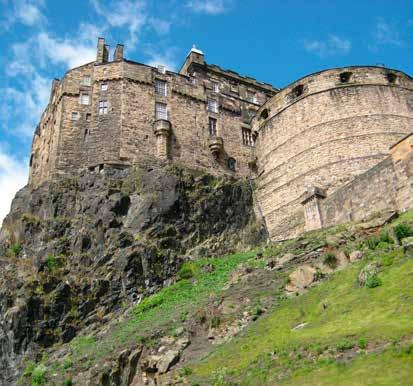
[0, 164, 264, 384]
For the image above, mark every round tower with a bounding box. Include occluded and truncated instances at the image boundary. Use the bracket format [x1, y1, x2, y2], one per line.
[253, 66, 413, 240]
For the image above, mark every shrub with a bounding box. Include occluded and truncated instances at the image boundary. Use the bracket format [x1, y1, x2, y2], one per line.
[393, 223, 413, 242]
[46, 255, 60, 271]
[365, 273, 381, 288]
[31, 364, 47, 385]
[211, 315, 221, 328]
[323, 252, 337, 269]
[365, 235, 380, 250]
[379, 231, 394, 244]
[63, 380, 73, 386]
[336, 340, 354, 351]
[178, 262, 197, 280]
[179, 366, 193, 376]
[358, 337, 368, 349]
[11, 243, 22, 256]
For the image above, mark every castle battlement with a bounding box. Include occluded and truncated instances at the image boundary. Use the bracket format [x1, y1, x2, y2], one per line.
[29, 38, 413, 240]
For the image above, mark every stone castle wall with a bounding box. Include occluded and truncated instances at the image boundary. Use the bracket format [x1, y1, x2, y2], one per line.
[28, 39, 413, 241]
[29, 40, 277, 186]
[253, 67, 413, 240]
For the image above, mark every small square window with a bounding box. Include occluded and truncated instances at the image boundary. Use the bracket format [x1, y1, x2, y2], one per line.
[155, 79, 167, 96]
[98, 100, 108, 115]
[82, 76, 91, 86]
[80, 93, 90, 105]
[101, 83, 108, 91]
[208, 117, 217, 136]
[247, 91, 257, 103]
[242, 127, 255, 147]
[207, 99, 218, 113]
[212, 82, 220, 93]
[155, 102, 168, 120]
[71, 112, 80, 120]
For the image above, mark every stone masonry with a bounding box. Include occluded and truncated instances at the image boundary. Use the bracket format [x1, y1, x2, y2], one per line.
[28, 38, 413, 240]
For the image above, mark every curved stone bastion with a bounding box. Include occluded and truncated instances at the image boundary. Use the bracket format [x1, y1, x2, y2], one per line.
[253, 66, 413, 240]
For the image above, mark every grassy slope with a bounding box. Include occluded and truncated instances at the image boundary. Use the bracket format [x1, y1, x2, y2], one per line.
[26, 211, 413, 385]
[191, 248, 413, 385]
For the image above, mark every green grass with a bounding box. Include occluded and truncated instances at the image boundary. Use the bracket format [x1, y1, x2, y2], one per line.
[65, 251, 257, 369]
[281, 344, 413, 386]
[191, 248, 413, 385]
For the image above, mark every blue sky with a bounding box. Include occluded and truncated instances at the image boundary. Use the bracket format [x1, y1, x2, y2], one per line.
[0, 0, 412, 222]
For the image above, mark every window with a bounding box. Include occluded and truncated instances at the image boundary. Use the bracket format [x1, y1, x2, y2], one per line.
[247, 91, 257, 103]
[207, 99, 218, 113]
[86, 113, 91, 121]
[71, 112, 80, 120]
[98, 100, 108, 115]
[339, 72, 352, 83]
[101, 83, 108, 91]
[155, 102, 168, 120]
[242, 127, 255, 147]
[292, 85, 304, 97]
[212, 81, 220, 93]
[155, 79, 167, 96]
[386, 73, 397, 83]
[228, 158, 236, 171]
[260, 108, 269, 120]
[82, 76, 91, 86]
[208, 117, 217, 136]
[80, 93, 90, 105]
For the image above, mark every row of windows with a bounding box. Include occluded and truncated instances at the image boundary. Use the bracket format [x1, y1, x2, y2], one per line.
[208, 117, 255, 147]
[290, 71, 399, 99]
[154, 79, 258, 104]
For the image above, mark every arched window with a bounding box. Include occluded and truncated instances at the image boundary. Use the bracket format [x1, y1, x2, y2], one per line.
[386, 73, 397, 83]
[227, 157, 236, 171]
[339, 72, 352, 83]
[260, 108, 269, 120]
[292, 84, 304, 97]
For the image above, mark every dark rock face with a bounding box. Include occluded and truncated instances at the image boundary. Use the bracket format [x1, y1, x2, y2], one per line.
[0, 165, 265, 384]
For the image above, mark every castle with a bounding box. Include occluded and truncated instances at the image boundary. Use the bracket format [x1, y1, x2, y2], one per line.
[29, 38, 413, 240]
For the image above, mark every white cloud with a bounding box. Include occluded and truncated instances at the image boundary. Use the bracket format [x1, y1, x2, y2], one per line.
[145, 47, 179, 71]
[0, 147, 29, 226]
[91, 0, 148, 48]
[1, 76, 49, 138]
[1, 0, 45, 28]
[304, 35, 351, 57]
[36, 32, 96, 68]
[186, 0, 231, 14]
[368, 18, 404, 52]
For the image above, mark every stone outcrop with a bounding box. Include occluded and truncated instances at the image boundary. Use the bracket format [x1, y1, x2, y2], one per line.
[0, 165, 264, 384]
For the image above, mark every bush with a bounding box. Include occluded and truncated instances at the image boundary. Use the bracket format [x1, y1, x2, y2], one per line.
[31, 364, 47, 385]
[358, 337, 368, 349]
[46, 255, 60, 271]
[365, 235, 380, 250]
[178, 262, 197, 280]
[11, 243, 22, 256]
[323, 252, 337, 269]
[211, 315, 221, 328]
[379, 231, 394, 244]
[365, 273, 381, 288]
[393, 223, 413, 242]
[336, 340, 354, 351]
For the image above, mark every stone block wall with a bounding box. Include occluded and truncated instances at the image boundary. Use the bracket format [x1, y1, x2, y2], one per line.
[253, 67, 413, 240]
[28, 40, 277, 186]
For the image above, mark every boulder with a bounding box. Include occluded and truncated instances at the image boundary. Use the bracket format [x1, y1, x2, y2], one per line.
[285, 265, 316, 292]
[358, 262, 381, 286]
[401, 236, 413, 252]
[349, 250, 364, 262]
[157, 350, 180, 374]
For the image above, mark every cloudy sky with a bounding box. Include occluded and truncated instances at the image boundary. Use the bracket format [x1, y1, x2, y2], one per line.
[0, 0, 412, 223]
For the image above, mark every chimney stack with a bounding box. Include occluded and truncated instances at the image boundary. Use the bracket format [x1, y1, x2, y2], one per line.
[96, 37, 109, 64]
[114, 44, 124, 62]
